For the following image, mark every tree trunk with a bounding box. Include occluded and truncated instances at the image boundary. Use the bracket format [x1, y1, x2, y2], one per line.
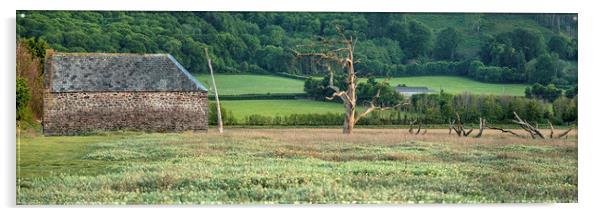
[343, 103, 356, 134]
[343, 46, 357, 134]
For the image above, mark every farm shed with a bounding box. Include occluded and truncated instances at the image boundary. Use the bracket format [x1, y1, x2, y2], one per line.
[42, 52, 208, 135]
[395, 86, 436, 96]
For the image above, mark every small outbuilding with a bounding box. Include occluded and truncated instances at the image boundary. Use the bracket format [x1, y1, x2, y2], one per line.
[395, 85, 436, 96]
[43, 52, 209, 135]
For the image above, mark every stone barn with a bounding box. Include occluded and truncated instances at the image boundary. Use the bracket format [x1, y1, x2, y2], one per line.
[43, 52, 209, 135]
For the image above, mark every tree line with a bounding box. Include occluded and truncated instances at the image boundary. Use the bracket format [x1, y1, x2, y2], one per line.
[209, 92, 577, 126]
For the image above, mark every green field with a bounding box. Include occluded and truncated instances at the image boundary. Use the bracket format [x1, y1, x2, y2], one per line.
[197, 74, 527, 96]
[17, 129, 578, 204]
[195, 74, 305, 95]
[370, 76, 529, 96]
[220, 99, 347, 119]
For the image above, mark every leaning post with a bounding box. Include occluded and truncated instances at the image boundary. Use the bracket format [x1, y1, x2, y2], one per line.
[204, 48, 223, 133]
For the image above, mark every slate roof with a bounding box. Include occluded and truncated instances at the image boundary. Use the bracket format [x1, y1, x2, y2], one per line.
[46, 53, 207, 92]
[395, 86, 436, 93]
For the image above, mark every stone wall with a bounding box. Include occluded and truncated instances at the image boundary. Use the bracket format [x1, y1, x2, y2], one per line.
[43, 91, 208, 135]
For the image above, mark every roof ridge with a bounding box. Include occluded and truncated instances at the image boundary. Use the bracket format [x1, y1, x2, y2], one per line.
[53, 52, 168, 57]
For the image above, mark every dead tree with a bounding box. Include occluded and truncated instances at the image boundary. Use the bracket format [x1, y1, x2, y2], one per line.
[415, 123, 422, 135]
[489, 112, 573, 139]
[451, 112, 474, 137]
[512, 112, 545, 139]
[547, 120, 555, 138]
[408, 120, 425, 135]
[474, 117, 486, 138]
[293, 27, 399, 134]
[448, 119, 455, 135]
[547, 119, 573, 139]
[204, 48, 223, 133]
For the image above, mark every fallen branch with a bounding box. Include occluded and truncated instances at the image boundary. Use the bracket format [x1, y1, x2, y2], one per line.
[487, 126, 525, 138]
[512, 112, 545, 139]
[415, 123, 422, 135]
[556, 128, 573, 139]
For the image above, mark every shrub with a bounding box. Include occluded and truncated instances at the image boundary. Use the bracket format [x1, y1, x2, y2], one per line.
[16, 77, 31, 122]
[208, 102, 237, 125]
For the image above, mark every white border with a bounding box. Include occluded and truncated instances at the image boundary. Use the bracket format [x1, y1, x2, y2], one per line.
[3, 0, 601, 215]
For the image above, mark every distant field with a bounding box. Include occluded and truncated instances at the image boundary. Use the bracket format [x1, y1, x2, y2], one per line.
[195, 74, 304, 95]
[220, 99, 346, 119]
[197, 74, 527, 96]
[17, 128, 578, 204]
[369, 76, 528, 96]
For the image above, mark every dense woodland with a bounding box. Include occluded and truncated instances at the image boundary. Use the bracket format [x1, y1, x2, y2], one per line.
[16, 11, 578, 126]
[17, 12, 577, 86]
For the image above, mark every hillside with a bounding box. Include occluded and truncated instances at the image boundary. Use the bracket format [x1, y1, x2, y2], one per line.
[17, 11, 577, 86]
[196, 74, 527, 96]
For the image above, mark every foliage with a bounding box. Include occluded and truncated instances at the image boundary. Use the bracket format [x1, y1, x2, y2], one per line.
[16, 38, 46, 123]
[304, 75, 402, 106]
[552, 96, 577, 123]
[564, 85, 577, 99]
[208, 102, 237, 125]
[16, 11, 577, 86]
[433, 27, 461, 60]
[23, 37, 49, 61]
[548, 35, 571, 60]
[525, 83, 563, 102]
[409, 92, 551, 124]
[16, 77, 31, 121]
[405, 20, 433, 59]
[526, 53, 562, 85]
[356, 77, 404, 106]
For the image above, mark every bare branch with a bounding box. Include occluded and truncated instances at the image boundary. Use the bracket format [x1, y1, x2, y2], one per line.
[547, 120, 555, 139]
[354, 84, 401, 124]
[512, 112, 545, 139]
[556, 128, 573, 139]
[474, 118, 486, 138]
[463, 128, 474, 136]
[488, 126, 526, 138]
[409, 120, 416, 134]
[415, 123, 422, 135]
[325, 91, 350, 103]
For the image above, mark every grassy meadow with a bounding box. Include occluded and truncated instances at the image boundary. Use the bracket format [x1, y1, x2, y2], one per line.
[196, 74, 528, 96]
[220, 99, 348, 119]
[195, 74, 305, 95]
[17, 128, 577, 204]
[369, 76, 528, 96]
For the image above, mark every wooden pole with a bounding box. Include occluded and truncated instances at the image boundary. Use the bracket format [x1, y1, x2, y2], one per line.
[205, 48, 223, 133]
